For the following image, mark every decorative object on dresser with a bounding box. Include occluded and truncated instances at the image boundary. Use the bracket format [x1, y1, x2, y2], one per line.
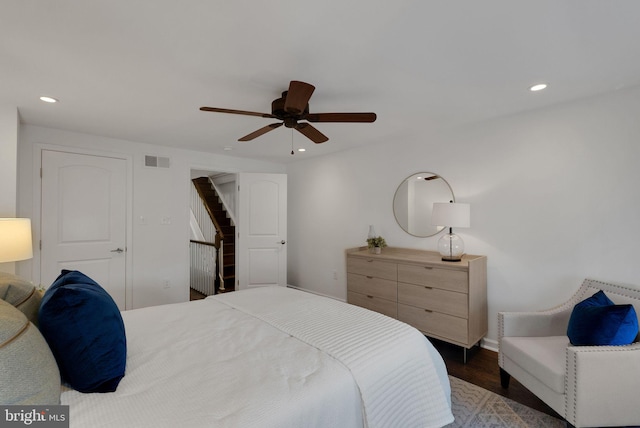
[431, 201, 471, 262]
[346, 246, 487, 362]
[366, 236, 387, 254]
[367, 225, 377, 240]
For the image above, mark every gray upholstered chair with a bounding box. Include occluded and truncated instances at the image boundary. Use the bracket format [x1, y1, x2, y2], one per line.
[498, 278, 640, 428]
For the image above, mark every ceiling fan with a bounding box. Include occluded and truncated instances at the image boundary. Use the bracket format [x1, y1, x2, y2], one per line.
[200, 81, 376, 144]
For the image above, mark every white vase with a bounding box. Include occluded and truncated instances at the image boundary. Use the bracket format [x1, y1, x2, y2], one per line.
[373, 246, 381, 254]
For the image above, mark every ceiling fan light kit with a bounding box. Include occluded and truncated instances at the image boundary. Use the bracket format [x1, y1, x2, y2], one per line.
[200, 80, 376, 144]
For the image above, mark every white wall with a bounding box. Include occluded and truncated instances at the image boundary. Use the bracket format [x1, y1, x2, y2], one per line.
[0, 105, 19, 273]
[286, 85, 640, 346]
[0, 105, 18, 216]
[17, 125, 285, 308]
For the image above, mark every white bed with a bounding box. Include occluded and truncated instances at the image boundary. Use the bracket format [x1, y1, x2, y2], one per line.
[61, 286, 453, 428]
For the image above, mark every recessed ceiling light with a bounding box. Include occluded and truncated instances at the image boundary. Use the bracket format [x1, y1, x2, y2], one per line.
[39, 96, 58, 103]
[297, 148, 306, 152]
[223, 146, 233, 151]
[529, 83, 548, 92]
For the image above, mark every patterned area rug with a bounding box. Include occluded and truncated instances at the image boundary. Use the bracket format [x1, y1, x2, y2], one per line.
[447, 376, 565, 428]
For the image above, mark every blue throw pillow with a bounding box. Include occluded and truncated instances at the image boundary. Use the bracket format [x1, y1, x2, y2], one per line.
[567, 290, 639, 346]
[38, 270, 126, 393]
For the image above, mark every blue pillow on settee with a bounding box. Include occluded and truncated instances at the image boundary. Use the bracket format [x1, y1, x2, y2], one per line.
[567, 290, 638, 346]
[39, 270, 126, 393]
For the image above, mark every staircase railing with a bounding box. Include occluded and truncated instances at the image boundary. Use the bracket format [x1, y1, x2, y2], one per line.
[189, 240, 216, 295]
[190, 183, 216, 242]
[192, 179, 226, 293]
[205, 178, 234, 292]
[190, 182, 219, 295]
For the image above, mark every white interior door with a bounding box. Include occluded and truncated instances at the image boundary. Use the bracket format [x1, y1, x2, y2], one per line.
[237, 173, 287, 289]
[41, 150, 127, 309]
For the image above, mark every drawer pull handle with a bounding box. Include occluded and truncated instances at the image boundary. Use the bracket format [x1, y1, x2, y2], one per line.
[424, 309, 433, 313]
[424, 286, 433, 290]
[366, 276, 374, 279]
[367, 259, 374, 263]
[366, 295, 374, 299]
[424, 267, 433, 270]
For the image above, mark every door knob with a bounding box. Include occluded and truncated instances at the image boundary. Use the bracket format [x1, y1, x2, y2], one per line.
[110, 248, 124, 253]
[280, 240, 286, 245]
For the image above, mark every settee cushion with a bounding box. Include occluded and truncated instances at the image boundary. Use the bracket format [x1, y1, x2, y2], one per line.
[567, 290, 639, 346]
[0, 299, 60, 404]
[500, 335, 568, 394]
[0, 272, 41, 326]
[38, 270, 126, 393]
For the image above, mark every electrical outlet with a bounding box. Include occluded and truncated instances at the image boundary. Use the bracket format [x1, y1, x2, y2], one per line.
[332, 270, 338, 280]
[163, 280, 170, 289]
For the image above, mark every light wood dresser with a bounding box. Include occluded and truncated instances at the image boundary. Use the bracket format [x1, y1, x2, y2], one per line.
[346, 246, 487, 358]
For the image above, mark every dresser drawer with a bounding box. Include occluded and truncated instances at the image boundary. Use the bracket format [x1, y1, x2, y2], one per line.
[398, 282, 468, 318]
[398, 303, 468, 344]
[347, 273, 397, 301]
[397, 264, 467, 293]
[347, 257, 397, 281]
[348, 292, 397, 318]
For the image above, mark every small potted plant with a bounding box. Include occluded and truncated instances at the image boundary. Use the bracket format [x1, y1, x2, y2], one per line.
[366, 236, 387, 254]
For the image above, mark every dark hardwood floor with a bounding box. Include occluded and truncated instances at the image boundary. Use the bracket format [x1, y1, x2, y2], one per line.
[432, 338, 562, 420]
[190, 288, 207, 301]
[190, 288, 561, 421]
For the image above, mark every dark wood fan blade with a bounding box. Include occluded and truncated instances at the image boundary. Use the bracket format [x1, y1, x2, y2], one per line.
[284, 81, 315, 115]
[238, 122, 283, 141]
[295, 123, 328, 144]
[305, 112, 377, 123]
[200, 107, 276, 119]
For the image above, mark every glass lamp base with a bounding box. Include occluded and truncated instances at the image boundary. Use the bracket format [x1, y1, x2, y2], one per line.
[437, 233, 465, 262]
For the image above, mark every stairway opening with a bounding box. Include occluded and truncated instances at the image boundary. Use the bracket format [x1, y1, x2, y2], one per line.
[190, 175, 236, 294]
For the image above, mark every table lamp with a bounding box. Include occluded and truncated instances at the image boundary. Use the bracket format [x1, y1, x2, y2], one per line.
[0, 218, 34, 263]
[431, 202, 470, 262]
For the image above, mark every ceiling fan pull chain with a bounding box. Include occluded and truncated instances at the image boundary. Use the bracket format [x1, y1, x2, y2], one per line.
[291, 129, 295, 155]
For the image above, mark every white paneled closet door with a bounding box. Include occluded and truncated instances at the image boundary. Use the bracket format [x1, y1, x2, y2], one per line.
[40, 149, 128, 309]
[237, 173, 287, 290]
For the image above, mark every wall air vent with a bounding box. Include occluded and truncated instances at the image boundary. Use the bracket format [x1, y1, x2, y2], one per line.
[145, 155, 170, 168]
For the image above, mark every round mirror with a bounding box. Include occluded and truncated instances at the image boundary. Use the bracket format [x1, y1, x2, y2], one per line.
[393, 172, 455, 237]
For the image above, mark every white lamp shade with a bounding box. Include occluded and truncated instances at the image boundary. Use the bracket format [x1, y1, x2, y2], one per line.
[431, 203, 470, 228]
[0, 218, 34, 263]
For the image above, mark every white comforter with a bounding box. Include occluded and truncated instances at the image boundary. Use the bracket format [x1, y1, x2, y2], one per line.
[62, 286, 453, 428]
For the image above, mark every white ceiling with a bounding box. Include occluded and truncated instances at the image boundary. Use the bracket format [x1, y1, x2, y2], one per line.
[3, 1, 640, 163]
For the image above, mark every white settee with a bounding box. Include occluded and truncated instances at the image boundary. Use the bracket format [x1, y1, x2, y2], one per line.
[498, 278, 640, 428]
